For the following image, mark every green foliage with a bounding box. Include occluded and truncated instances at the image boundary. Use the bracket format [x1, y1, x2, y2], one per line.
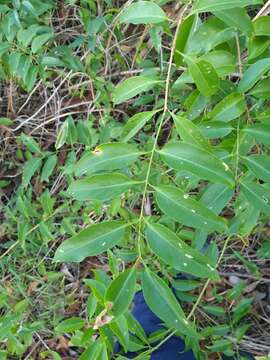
[2, 0, 270, 359]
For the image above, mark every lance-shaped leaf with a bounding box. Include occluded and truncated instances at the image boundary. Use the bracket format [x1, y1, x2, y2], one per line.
[199, 121, 234, 139]
[201, 50, 236, 77]
[142, 269, 198, 338]
[121, 110, 159, 142]
[105, 268, 137, 317]
[254, 16, 270, 36]
[249, 77, 270, 99]
[113, 76, 162, 104]
[158, 142, 234, 187]
[146, 221, 219, 280]
[186, 57, 219, 97]
[172, 113, 212, 152]
[154, 185, 227, 232]
[119, 1, 167, 24]
[193, 0, 262, 13]
[208, 93, 246, 122]
[238, 58, 270, 93]
[174, 14, 197, 67]
[242, 124, 270, 146]
[68, 173, 141, 201]
[74, 143, 142, 176]
[242, 155, 270, 182]
[54, 221, 130, 262]
[240, 179, 270, 216]
[213, 8, 253, 36]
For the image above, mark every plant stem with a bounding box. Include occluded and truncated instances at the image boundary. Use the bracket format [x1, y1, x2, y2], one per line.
[136, 4, 189, 261]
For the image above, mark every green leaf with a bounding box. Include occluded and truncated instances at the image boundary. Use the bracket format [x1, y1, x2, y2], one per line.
[110, 316, 129, 352]
[242, 155, 270, 182]
[31, 32, 53, 53]
[40, 154, 57, 182]
[79, 340, 106, 360]
[54, 221, 130, 262]
[154, 185, 227, 231]
[253, 16, 270, 36]
[121, 110, 159, 142]
[146, 222, 219, 280]
[0, 117, 12, 126]
[174, 14, 197, 67]
[68, 173, 141, 201]
[113, 76, 162, 104]
[242, 124, 270, 145]
[159, 142, 234, 187]
[199, 121, 234, 139]
[55, 120, 69, 150]
[22, 157, 42, 188]
[248, 36, 270, 61]
[20, 133, 41, 153]
[238, 58, 270, 93]
[172, 113, 212, 152]
[208, 93, 246, 122]
[74, 143, 142, 176]
[55, 317, 85, 333]
[193, 0, 262, 13]
[119, 1, 167, 24]
[213, 8, 253, 36]
[249, 77, 270, 99]
[187, 18, 236, 55]
[240, 179, 270, 216]
[201, 51, 236, 77]
[186, 58, 219, 97]
[105, 268, 136, 317]
[142, 269, 197, 338]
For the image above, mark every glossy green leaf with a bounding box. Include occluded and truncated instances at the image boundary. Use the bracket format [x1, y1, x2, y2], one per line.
[105, 268, 136, 317]
[121, 110, 159, 142]
[187, 18, 236, 55]
[208, 93, 246, 122]
[193, 0, 262, 13]
[110, 316, 129, 352]
[253, 16, 270, 36]
[159, 142, 234, 187]
[31, 32, 53, 53]
[119, 1, 167, 24]
[55, 317, 85, 333]
[172, 113, 211, 151]
[248, 36, 270, 60]
[20, 133, 41, 153]
[68, 173, 140, 201]
[249, 77, 270, 99]
[0, 117, 12, 126]
[154, 185, 227, 231]
[174, 14, 197, 67]
[113, 76, 162, 104]
[214, 8, 253, 36]
[238, 58, 270, 93]
[201, 51, 236, 77]
[40, 154, 57, 182]
[185, 90, 209, 120]
[22, 157, 42, 188]
[79, 340, 106, 360]
[54, 221, 130, 262]
[199, 121, 234, 139]
[55, 120, 69, 150]
[142, 269, 197, 338]
[146, 221, 219, 280]
[74, 143, 142, 176]
[240, 179, 270, 216]
[242, 124, 270, 145]
[186, 58, 219, 97]
[242, 155, 270, 182]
